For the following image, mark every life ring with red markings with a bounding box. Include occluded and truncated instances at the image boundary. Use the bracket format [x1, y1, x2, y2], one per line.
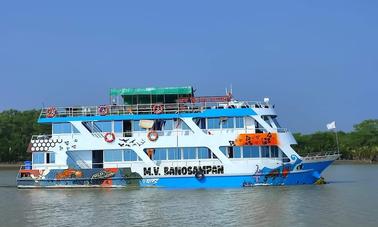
[98, 105, 109, 116]
[152, 104, 164, 114]
[104, 132, 115, 143]
[46, 107, 57, 118]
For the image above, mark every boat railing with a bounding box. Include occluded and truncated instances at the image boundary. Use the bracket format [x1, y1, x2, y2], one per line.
[155, 159, 222, 167]
[39, 100, 273, 119]
[303, 151, 340, 158]
[17, 162, 139, 172]
[203, 128, 288, 134]
[30, 133, 81, 141]
[119, 129, 194, 138]
[29, 127, 288, 143]
[28, 126, 289, 144]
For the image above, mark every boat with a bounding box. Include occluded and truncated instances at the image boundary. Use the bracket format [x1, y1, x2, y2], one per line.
[16, 86, 339, 188]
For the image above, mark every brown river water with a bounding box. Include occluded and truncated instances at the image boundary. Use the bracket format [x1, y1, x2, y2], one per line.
[0, 164, 377, 227]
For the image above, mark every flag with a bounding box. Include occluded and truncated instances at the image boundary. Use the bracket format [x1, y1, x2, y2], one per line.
[327, 121, 336, 130]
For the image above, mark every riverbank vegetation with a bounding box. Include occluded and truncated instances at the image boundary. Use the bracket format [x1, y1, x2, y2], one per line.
[293, 119, 378, 162]
[0, 110, 377, 162]
[0, 110, 49, 162]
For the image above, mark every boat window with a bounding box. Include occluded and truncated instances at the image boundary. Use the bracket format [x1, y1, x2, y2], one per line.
[94, 121, 112, 132]
[46, 152, 55, 164]
[255, 121, 263, 133]
[153, 148, 167, 160]
[233, 146, 242, 158]
[123, 149, 139, 161]
[262, 116, 272, 127]
[271, 146, 279, 158]
[163, 119, 174, 130]
[32, 152, 45, 164]
[132, 120, 143, 131]
[53, 123, 79, 134]
[114, 121, 123, 133]
[261, 146, 270, 158]
[168, 148, 181, 160]
[207, 118, 221, 129]
[220, 146, 242, 158]
[181, 121, 190, 130]
[173, 119, 190, 130]
[272, 117, 281, 128]
[221, 117, 234, 129]
[281, 151, 290, 162]
[235, 117, 244, 128]
[219, 147, 227, 156]
[198, 147, 211, 159]
[183, 147, 196, 159]
[153, 120, 164, 131]
[243, 146, 259, 158]
[104, 150, 123, 162]
[193, 118, 206, 129]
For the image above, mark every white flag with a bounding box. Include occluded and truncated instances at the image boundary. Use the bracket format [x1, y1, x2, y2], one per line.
[327, 121, 336, 130]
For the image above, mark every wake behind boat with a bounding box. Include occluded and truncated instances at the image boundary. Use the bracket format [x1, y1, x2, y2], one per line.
[17, 86, 339, 188]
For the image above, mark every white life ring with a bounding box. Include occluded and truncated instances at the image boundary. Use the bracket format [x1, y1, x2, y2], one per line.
[147, 131, 159, 141]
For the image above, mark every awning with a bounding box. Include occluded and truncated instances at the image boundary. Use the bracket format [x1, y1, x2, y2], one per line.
[110, 86, 193, 96]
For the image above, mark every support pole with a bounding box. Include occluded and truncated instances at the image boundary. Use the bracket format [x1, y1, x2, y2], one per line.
[334, 129, 340, 156]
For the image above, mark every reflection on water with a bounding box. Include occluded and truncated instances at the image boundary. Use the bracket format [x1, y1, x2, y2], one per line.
[1, 165, 377, 227]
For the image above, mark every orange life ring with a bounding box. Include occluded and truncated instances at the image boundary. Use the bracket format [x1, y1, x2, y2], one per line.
[152, 104, 164, 114]
[46, 107, 57, 118]
[147, 130, 159, 141]
[98, 105, 109, 116]
[104, 132, 115, 143]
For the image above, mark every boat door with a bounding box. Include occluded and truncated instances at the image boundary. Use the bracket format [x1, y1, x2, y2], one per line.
[123, 120, 132, 137]
[92, 150, 103, 168]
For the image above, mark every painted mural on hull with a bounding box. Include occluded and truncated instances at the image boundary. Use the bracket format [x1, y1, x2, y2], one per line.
[17, 168, 142, 188]
[17, 155, 334, 188]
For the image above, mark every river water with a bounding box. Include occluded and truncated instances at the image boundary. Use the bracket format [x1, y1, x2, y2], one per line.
[0, 164, 377, 227]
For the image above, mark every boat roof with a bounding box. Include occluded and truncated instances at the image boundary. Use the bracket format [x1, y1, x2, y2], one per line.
[110, 86, 193, 96]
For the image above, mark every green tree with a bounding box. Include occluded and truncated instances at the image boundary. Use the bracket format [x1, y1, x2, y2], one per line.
[294, 119, 378, 161]
[0, 110, 50, 162]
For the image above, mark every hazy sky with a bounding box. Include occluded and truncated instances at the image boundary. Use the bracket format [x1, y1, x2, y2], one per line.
[0, 1, 377, 133]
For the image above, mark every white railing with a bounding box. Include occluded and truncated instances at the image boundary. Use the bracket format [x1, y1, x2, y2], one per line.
[39, 100, 273, 119]
[30, 133, 81, 141]
[158, 159, 222, 167]
[203, 128, 288, 134]
[303, 151, 340, 157]
[29, 127, 289, 146]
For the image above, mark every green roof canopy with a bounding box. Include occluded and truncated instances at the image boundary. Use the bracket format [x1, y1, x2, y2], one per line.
[110, 86, 193, 96]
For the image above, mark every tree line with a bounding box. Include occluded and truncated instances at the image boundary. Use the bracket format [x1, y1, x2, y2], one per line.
[294, 119, 378, 161]
[0, 109, 377, 163]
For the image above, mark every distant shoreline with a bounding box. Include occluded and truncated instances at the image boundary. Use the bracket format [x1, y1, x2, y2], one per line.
[335, 159, 377, 164]
[0, 163, 22, 169]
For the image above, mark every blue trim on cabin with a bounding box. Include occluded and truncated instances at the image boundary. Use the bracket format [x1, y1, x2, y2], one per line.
[38, 108, 256, 123]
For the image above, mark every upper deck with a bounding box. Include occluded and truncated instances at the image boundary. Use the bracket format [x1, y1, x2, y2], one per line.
[39, 101, 275, 122]
[38, 86, 276, 123]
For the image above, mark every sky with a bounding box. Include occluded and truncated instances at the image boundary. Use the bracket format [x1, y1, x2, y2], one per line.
[0, 1, 377, 134]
